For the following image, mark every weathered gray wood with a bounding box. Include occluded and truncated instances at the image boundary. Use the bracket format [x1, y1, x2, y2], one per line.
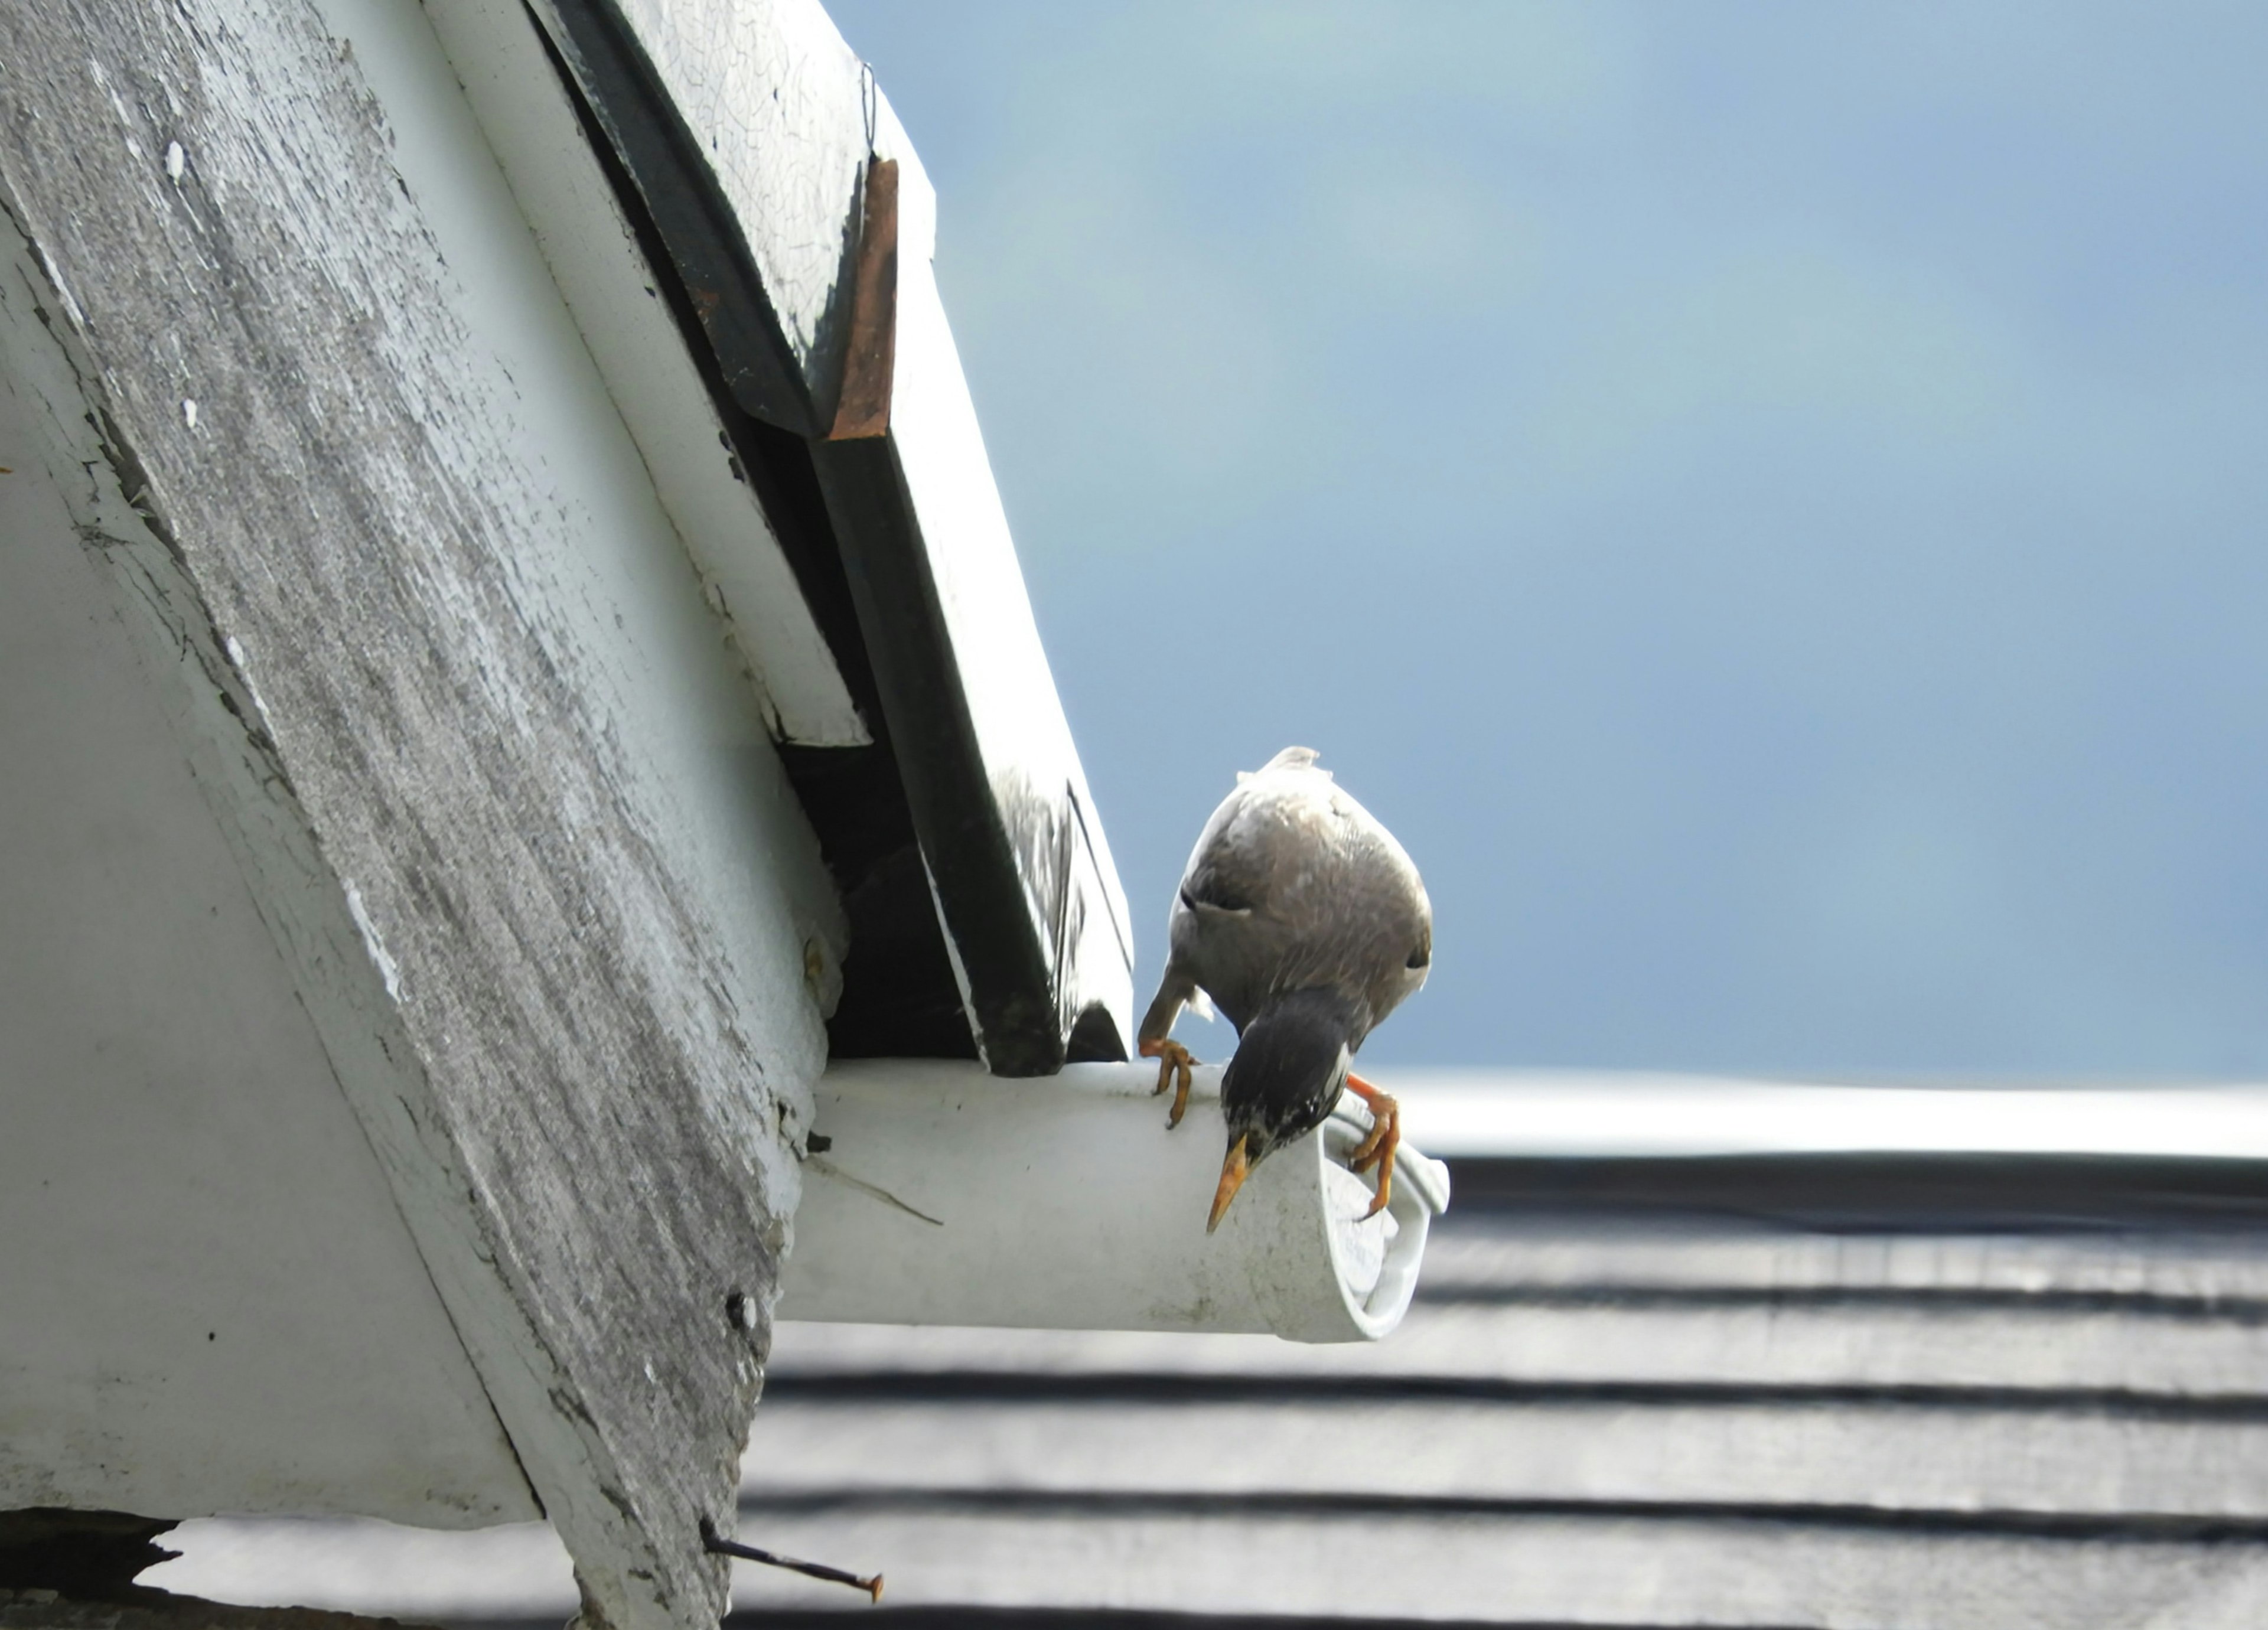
[0, 2, 842, 1625]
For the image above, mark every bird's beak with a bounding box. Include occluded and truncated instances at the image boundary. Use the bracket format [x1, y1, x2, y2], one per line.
[1207, 1134, 1252, 1233]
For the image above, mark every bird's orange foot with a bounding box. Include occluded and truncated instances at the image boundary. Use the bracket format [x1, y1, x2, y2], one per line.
[1343, 1072, 1400, 1219]
[1140, 1037, 1197, 1128]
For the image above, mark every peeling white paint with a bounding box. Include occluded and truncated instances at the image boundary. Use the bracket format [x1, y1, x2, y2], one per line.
[223, 632, 277, 729]
[34, 243, 85, 329]
[602, 0, 865, 376]
[342, 879, 403, 1001]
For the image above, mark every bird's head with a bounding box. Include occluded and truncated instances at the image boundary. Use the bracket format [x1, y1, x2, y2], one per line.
[1208, 988, 1356, 1232]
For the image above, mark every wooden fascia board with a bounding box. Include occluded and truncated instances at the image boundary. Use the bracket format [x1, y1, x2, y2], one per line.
[833, 112, 1135, 1071]
[809, 434, 1066, 1072]
[810, 174, 1135, 1070]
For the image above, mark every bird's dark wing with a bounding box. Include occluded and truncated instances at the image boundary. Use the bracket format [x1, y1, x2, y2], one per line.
[1175, 746, 1319, 916]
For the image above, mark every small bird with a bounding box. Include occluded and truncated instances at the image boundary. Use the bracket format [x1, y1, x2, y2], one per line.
[1138, 747, 1432, 1231]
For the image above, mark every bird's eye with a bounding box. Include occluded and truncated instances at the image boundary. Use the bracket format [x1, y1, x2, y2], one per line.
[1406, 939, 1430, 970]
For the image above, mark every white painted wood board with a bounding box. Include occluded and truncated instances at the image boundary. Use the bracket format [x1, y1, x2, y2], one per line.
[0, 1, 843, 1622]
[425, 0, 868, 749]
[521, 0, 869, 435]
[0, 367, 536, 1528]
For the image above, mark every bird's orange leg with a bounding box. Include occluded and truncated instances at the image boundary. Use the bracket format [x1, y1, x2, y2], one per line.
[1343, 1073, 1400, 1218]
[1139, 1037, 1196, 1128]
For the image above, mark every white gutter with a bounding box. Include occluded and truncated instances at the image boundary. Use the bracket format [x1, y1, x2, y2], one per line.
[780, 1062, 1451, 1342]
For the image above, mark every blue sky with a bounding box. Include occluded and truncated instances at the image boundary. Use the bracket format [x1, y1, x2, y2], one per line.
[826, 2, 2268, 1074]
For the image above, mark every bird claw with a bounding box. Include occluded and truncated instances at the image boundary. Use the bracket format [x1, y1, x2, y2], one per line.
[1342, 1076, 1400, 1219]
[1140, 1038, 1197, 1128]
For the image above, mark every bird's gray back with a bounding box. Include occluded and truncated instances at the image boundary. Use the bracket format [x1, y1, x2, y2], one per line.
[1167, 748, 1430, 1040]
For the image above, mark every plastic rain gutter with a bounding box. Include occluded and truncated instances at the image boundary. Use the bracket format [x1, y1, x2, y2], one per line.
[778, 1060, 1451, 1343]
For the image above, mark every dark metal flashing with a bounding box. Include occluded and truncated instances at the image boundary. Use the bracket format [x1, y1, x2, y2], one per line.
[533, 1, 855, 435]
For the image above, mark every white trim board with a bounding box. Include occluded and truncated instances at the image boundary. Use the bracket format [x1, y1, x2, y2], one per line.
[1373, 1071, 2268, 1161]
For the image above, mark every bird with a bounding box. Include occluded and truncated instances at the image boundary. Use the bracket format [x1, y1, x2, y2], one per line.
[1137, 746, 1432, 1232]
